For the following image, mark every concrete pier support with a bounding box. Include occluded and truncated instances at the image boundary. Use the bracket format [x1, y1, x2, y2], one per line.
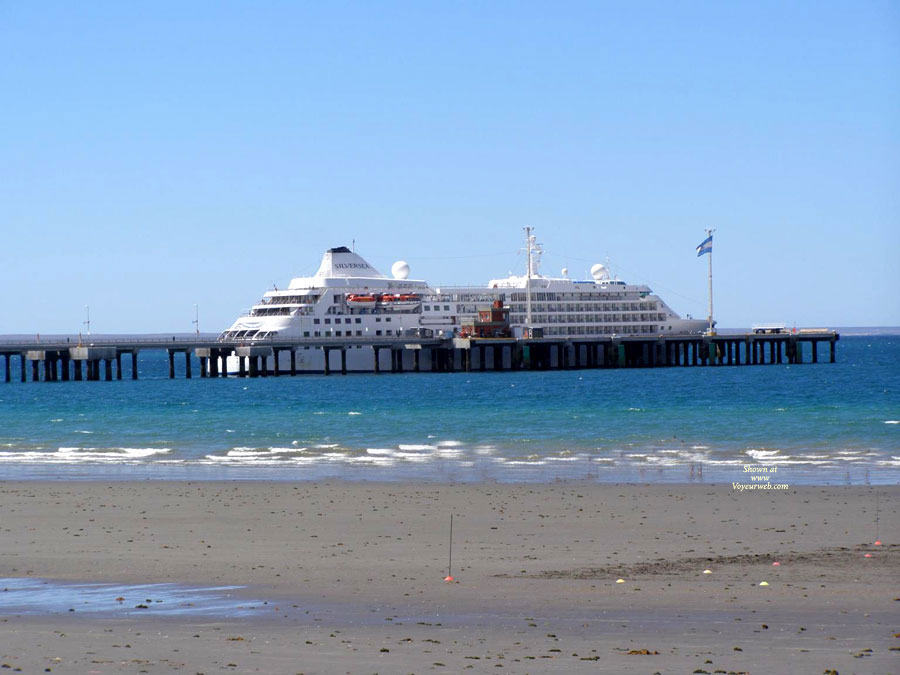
[272, 349, 280, 376]
[3, 354, 10, 383]
[61, 355, 70, 381]
[208, 350, 219, 377]
[104, 359, 113, 381]
[31, 359, 39, 382]
[413, 348, 421, 372]
[116, 352, 123, 380]
[131, 352, 139, 380]
[811, 341, 818, 363]
[323, 348, 331, 376]
[830, 340, 836, 363]
[200, 356, 208, 378]
[184, 352, 192, 379]
[73, 359, 82, 381]
[340, 349, 347, 375]
[220, 351, 228, 378]
[373, 346, 381, 374]
[249, 356, 259, 377]
[167, 350, 176, 379]
[290, 349, 297, 376]
[239, 357, 246, 377]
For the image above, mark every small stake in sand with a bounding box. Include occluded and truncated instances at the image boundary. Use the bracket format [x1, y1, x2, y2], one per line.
[874, 491, 882, 545]
[443, 513, 454, 582]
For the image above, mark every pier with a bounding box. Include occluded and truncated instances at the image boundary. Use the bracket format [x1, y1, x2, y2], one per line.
[0, 330, 839, 382]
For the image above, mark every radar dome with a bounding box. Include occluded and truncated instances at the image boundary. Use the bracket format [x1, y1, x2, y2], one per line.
[391, 260, 410, 280]
[590, 263, 608, 281]
[561, 268, 568, 277]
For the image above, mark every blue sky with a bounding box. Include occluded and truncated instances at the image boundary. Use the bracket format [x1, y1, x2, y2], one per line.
[1, 1, 897, 333]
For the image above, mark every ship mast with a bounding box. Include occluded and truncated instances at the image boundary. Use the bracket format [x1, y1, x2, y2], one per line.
[524, 227, 533, 332]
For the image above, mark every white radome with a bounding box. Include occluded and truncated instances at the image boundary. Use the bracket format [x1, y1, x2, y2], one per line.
[391, 261, 410, 280]
[590, 263, 606, 280]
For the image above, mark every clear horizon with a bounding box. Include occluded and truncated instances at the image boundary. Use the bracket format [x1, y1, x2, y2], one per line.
[2, 1, 897, 333]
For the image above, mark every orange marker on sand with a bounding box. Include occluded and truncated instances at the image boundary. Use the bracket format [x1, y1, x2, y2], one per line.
[772, 561, 780, 566]
[874, 540, 882, 546]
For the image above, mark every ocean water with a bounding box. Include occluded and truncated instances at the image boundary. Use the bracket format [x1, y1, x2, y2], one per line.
[0, 335, 897, 484]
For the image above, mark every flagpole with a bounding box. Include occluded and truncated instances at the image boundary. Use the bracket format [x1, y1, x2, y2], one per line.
[706, 228, 715, 335]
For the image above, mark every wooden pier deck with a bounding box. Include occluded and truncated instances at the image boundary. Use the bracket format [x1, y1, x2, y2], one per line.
[0, 330, 840, 382]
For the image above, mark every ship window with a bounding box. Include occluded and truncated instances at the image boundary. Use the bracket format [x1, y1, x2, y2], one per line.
[314, 331, 321, 337]
[424, 305, 430, 311]
[303, 331, 310, 337]
[376, 318, 381, 322]
[386, 317, 391, 322]
[325, 331, 332, 337]
[356, 330, 362, 336]
[324, 319, 331, 324]
[335, 331, 341, 336]
[333, 296, 340, 303]
[314, 319, 320, 324]
[386, 330, 392, 336]
[355, 318, 361, 324]
[376, 330, 382, 336]
[345, 318, 351, 324]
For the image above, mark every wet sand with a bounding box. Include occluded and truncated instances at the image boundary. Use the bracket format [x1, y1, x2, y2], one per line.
[0, 481, 897, 673]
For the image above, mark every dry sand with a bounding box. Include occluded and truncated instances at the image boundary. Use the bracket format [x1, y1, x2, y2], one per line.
[0, 480, 897, 674]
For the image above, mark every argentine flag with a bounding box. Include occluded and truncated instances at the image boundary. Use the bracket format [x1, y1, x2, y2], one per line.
[696, 234, 713, 257]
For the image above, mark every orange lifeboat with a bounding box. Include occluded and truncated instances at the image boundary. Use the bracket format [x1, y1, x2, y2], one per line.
[346, 294, 378, 308]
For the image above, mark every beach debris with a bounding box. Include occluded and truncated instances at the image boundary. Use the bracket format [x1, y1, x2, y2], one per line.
[703, 569, 712, 574]
[444, 575, 455, 582]
[864, 553, 873, 558]
[615, 578, 625, 584]
[758, 582, 769, 586]
[626, 649, 658, 655]
[115, 597, 124, 603]
[772, 561, 780, 566]
[874, 540, 882, 546]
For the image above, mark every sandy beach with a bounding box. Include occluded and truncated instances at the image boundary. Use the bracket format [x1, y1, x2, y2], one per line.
[0, 481, 896, 673]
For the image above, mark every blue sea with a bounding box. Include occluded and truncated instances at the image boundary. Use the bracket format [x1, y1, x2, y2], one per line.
[0, 335, 897, 485]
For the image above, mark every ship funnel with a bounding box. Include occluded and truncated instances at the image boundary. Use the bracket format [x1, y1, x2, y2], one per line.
[315, 247, 385, 278]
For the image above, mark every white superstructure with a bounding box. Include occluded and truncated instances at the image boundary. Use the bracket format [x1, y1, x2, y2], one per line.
[220, 238, 707, 372]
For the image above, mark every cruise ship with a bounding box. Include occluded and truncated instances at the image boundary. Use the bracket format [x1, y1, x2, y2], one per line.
[220, 232, 708, 372]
